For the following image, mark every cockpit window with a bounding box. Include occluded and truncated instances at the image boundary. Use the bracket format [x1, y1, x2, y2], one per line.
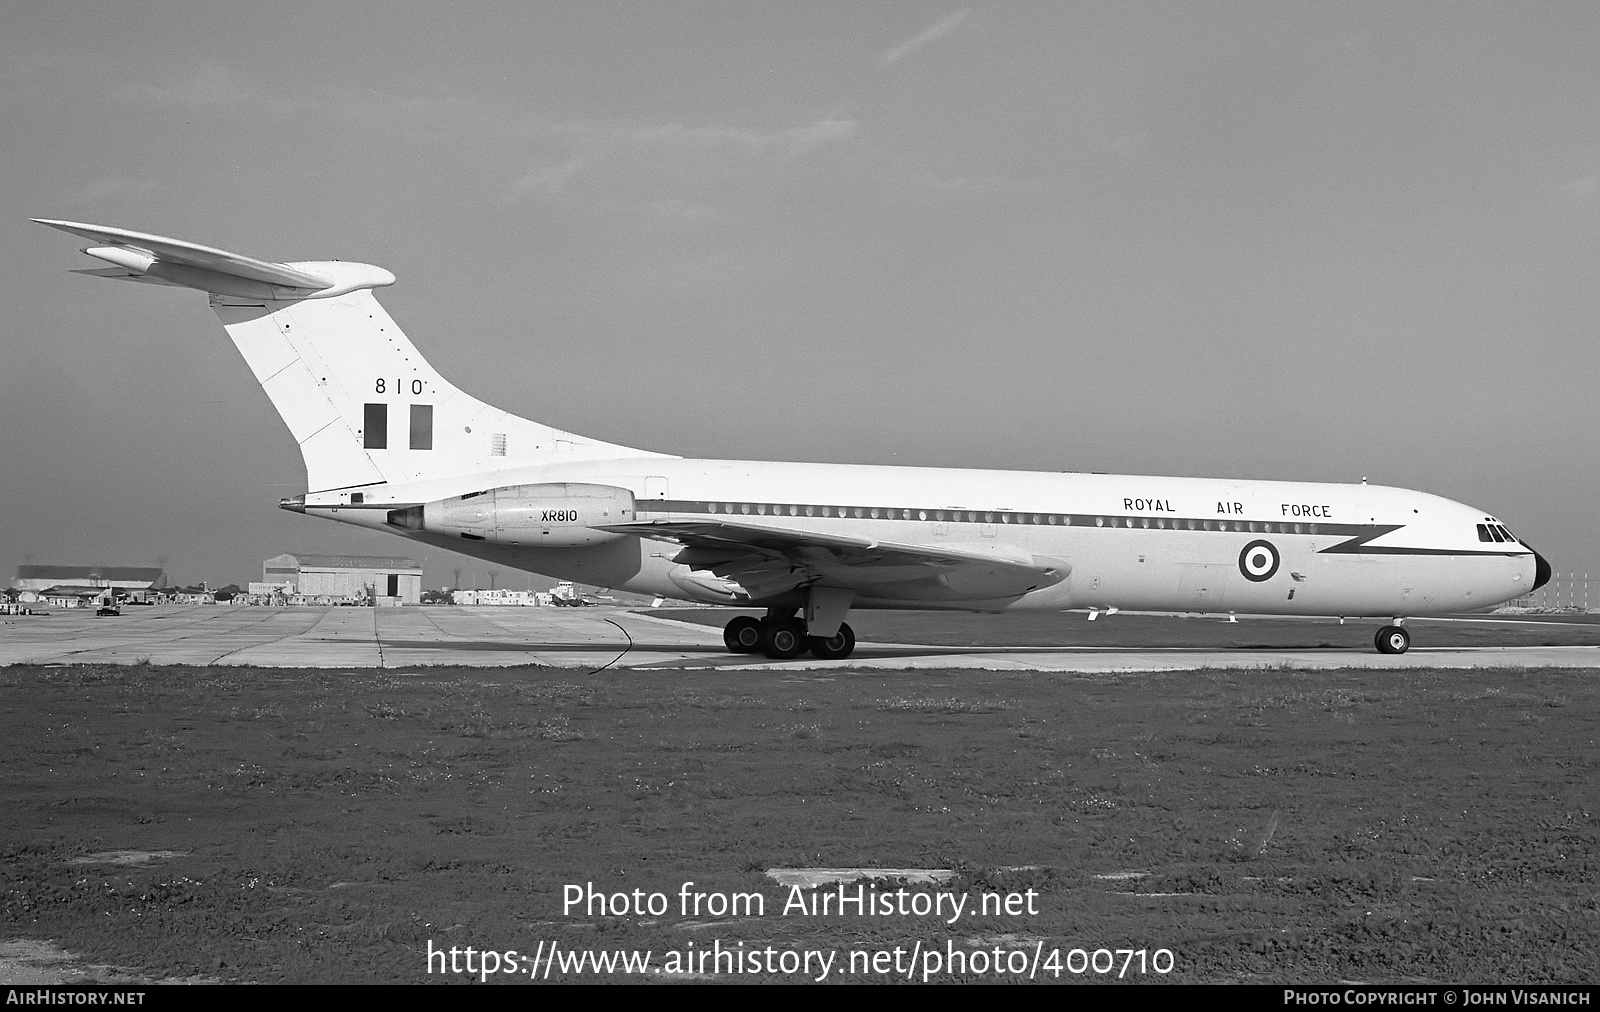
[1496, 525, 1517, 543]
[1477, 524, 1494, 542]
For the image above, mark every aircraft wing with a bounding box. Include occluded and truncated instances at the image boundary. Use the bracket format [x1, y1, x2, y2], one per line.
[597, 518, 1070, 601]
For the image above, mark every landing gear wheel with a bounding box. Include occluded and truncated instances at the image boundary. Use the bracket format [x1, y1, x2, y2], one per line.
[1375, 625, 1410, 654]
[759, 618, 809, 660]
[807, 622, 856, 661]
[723, 616, 762, 653]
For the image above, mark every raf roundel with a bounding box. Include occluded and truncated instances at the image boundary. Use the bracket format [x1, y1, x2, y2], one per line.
[1238, 540, 1280, 582]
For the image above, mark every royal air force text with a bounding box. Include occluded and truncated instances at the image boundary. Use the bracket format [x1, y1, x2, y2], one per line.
[1122, 498, 1334, 519]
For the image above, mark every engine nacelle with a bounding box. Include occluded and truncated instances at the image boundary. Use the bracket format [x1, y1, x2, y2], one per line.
[390, 483, 636, 547]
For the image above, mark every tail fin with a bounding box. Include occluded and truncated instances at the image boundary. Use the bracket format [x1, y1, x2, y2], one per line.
[36, 219, 667, 493]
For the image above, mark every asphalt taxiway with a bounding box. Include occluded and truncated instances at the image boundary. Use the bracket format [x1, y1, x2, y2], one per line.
[2, 605, 1596, 671]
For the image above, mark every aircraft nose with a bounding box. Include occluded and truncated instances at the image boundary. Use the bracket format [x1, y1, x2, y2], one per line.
[1531, 548, 1552, 591]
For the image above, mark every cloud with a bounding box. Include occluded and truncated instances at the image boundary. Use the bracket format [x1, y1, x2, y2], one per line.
[1558, 174, 1597, 204]
[878, 10, 970, 69]
[1550, 174, 1600, 220]
[2, 51, 60, 81]
[630, 198, 712, 223]
[115, 63, 858, 164]
[112, 64, 861, 208]
[507, 158, 588, 204]
[904, 172, 1054, 199]
[506, 116, 860, 204]
[534, 115, 859, 161]
[117, 63, 498, 134]
[59, 176, 163, 205]
[119, 62, 302, 117]
[1087, 131, 1154, 158]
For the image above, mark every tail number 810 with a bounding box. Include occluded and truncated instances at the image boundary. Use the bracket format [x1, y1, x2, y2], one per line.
[376, 379, 426, 395]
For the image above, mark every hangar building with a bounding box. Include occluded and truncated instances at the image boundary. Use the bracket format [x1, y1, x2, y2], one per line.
[10, 565, 166, 605]
[263, 554, 423, 604]
[12, 565, 166, 593]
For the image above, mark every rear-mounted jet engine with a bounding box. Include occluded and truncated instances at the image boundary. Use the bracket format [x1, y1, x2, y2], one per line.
[386, 482, 636, 546]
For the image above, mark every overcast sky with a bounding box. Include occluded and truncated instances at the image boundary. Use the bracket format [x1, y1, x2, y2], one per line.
[3, 3, 1597, 591]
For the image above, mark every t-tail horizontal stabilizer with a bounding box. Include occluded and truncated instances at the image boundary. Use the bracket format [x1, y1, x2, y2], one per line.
[32, 218, 394, 300]
[36, 217, 666, 495]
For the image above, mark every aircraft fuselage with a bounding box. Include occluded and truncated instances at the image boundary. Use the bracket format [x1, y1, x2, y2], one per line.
[301, 457, 1538, 618]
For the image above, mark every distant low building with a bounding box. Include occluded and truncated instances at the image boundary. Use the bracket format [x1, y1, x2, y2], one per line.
[452, 588, 546, 606]
[263, 554, 422, 604]
[11, 565, 165, 606]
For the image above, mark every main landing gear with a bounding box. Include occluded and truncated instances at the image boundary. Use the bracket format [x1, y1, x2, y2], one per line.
[1374, 624, 1410, 654]
[722, 610, 857, 660]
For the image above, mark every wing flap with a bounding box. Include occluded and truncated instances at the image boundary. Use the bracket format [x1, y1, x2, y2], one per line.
[598, 517, 1070, 600]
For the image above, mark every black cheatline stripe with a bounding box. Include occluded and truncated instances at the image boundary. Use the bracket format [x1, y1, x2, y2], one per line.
[1310, 526, 1521, 556]
[645, 499, 1372, 538]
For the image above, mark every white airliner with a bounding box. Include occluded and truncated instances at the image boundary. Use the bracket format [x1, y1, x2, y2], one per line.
[37, 219, 1551, 659]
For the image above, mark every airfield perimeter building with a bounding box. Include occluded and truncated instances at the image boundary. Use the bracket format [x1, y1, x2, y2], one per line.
[262, 554, 423, 605]
[10, 565, 166, 605]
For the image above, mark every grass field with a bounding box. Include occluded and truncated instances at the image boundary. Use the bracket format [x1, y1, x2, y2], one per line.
[2, 659, 1596, 983]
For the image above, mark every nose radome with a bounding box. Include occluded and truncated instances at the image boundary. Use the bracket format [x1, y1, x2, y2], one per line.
[1531, 548, 1552, 591]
